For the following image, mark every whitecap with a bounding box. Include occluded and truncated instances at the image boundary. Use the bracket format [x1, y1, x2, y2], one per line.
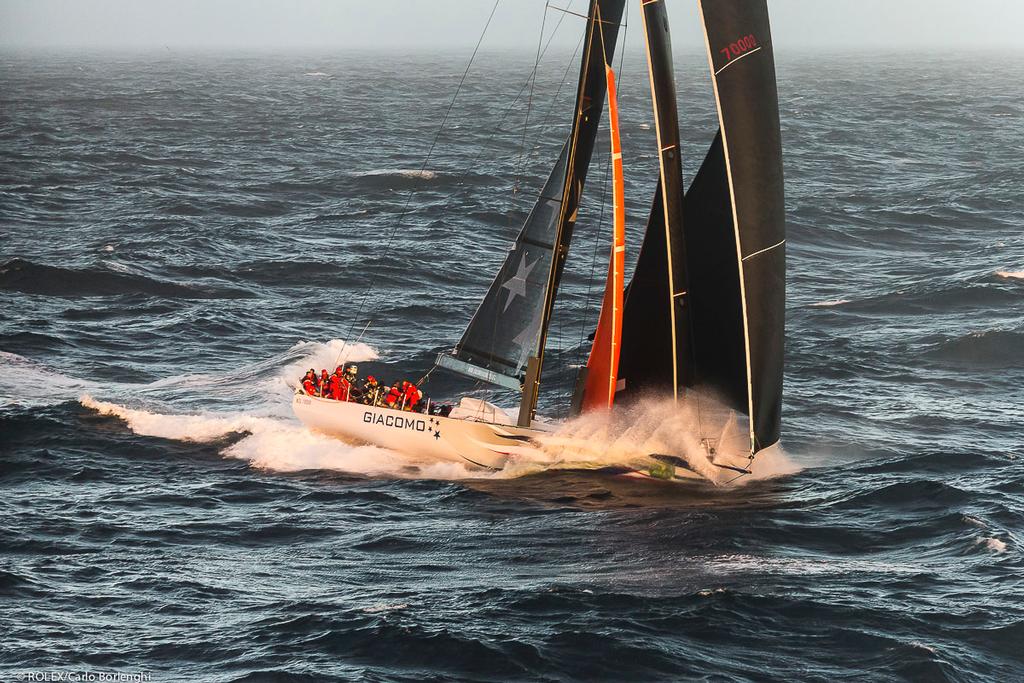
[975, 536, 1007, 553]
[354, 169, 437, 180]
[810, 299, 850, 307]
[362, 603, 409, 614]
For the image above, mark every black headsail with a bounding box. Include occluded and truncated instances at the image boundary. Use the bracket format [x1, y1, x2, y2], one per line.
[618, 0, 691, 403]
[437, 0, 627, 426]
[693, 0, 786, 453]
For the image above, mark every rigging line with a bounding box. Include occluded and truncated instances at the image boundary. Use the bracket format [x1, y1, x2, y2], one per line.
[334, 0, 502, 366]
[548, 3, 621, 24]
[523, 29, 586, 165]
[512, 1, 550, 196]
[483, 2, 564, 392]
[481, 15, 587, 392]
[332, 319, 372, 370]
[528, 1, 628, 161]
[453, 4, 570, 200]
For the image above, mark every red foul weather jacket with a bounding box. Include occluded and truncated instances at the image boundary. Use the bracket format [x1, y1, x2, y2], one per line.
[330, 374, 351, 401]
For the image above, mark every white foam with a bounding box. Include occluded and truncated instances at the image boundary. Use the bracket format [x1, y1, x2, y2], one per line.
[81, 394, 266, 441]
[976, 537, 1007, 553]
[285, 338, 379, 380]
[355, 169, 437, 180]
[361, 603, 409, 614]
[79, 394, 490, 480]
[995, 270, 1024, 280]
[534, 393, 800, 486]
[304, 71, 331, 77]
[810, 299, 851, 307]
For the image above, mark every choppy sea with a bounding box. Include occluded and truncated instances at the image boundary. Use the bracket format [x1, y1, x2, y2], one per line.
[1, 45, 1022, 682]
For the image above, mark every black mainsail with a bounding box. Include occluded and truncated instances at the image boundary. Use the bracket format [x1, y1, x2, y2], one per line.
[620, 0, 785, 456]
[437, 0, 627, 426]
[697, 0, 785, 453]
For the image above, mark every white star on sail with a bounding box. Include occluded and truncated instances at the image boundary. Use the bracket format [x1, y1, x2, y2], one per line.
[501, 253, 537, 312]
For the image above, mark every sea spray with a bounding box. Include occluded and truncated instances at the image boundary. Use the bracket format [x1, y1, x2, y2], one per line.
[537, 392, 800, 485]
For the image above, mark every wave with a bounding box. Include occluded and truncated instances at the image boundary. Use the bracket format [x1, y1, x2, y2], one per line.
[0, 351, 92, 409]
[809, 299, 851, 307]
[0, 258, 252, 300]
[352, 169, 438, 180]
[925, 329, 1024, 368]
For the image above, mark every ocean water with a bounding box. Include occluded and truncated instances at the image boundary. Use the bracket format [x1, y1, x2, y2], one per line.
[1, 45, 1023, 682]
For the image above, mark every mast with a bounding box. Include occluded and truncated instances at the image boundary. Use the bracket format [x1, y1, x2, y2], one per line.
[520, 0, 627, 426]
[435, 0, 626, 427]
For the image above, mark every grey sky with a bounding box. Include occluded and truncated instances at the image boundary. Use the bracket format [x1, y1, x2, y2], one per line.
[0, 0, 1018, 51]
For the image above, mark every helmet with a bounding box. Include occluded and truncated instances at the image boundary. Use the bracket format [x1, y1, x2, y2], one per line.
[367, 375, 377, 384]
[335, 366, 344, 374]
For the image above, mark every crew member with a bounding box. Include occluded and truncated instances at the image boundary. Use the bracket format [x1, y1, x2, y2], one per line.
[301, 369, 317, 396]
[319, 369, 330, 397]
[402, 380, 421, 412]
[384, 382, 402, 409]
[330, 366, 351, 401]
[361, 375, 382, 406]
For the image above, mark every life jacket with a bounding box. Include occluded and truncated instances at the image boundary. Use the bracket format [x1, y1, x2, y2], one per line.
[302, 379, 317, 395]
[403, 383, 420, 411]
[330, 374, 351, 401]
[385, 385, 402, 407]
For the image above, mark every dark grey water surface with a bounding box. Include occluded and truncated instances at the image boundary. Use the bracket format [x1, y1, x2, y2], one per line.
[1, 45, 1023, 682]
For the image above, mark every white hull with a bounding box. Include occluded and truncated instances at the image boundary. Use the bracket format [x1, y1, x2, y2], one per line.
[292, 393, 550, 471]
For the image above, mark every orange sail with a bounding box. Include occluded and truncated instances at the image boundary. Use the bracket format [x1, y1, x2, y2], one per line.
[581, 64, 625, 412]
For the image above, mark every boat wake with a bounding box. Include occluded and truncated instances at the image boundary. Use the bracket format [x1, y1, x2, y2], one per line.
[4, 339, 797, 485]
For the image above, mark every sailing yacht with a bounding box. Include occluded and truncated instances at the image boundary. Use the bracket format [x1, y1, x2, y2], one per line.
[293, 0, 785, 480]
